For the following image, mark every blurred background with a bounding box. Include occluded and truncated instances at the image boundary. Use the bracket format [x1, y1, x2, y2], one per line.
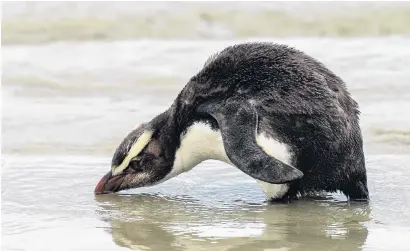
[2, 1, 410, 43]
[2, 2, 410, 251]
[2, 1, 410, 156]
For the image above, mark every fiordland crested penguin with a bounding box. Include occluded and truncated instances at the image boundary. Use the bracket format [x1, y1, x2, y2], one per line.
[94, 42, 369, 201]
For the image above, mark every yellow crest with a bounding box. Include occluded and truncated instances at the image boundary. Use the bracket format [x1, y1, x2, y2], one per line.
[112, 131, 153, 175]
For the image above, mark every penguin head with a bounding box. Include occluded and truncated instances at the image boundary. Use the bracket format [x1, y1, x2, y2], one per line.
[94, 113, 177, 194]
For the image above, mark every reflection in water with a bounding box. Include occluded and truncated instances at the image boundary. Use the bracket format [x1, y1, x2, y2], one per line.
[95, 194, 371, 251]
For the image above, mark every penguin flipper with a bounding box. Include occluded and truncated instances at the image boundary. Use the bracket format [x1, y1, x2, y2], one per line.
[197, 98, 304, 184]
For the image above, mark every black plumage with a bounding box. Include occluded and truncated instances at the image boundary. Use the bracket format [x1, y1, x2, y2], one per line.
[107, 42, 369, 201]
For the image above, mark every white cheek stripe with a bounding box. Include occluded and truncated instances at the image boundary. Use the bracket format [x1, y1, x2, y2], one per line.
[112, 131, 153, 176]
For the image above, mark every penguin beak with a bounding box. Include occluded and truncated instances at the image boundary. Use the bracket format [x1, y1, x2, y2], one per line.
[94, 171, 126, 195]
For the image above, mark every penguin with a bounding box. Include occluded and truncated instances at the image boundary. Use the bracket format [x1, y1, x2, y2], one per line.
[94, 42, 369, 202]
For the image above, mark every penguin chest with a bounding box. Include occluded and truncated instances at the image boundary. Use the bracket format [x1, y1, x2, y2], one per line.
[173, 123, 291, 199]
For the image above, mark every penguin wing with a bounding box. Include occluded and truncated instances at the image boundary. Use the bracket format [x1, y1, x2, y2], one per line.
[197, 98, 303, 184]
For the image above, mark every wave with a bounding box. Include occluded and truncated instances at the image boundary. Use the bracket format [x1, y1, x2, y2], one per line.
[4, 75, 184, 93]
[371, 128, 410, 146]
[3, 8, 410, 45]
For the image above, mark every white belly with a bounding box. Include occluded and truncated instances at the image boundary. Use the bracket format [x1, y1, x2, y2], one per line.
[254, 133, 291, 199]
[256, 181, 289, 199]
[169, 122, 291, 199]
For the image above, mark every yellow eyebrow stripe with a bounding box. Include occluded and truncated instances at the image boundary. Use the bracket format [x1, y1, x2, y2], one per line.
[112, 131, 153, 175]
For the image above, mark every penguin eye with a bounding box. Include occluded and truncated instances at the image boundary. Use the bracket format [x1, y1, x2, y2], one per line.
[129, 156, 144, 173]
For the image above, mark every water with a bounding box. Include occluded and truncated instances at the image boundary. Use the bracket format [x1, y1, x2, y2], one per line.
[2, 38, 410, 251]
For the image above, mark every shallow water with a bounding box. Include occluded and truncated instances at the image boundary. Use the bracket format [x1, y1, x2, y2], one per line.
[2, 38, 410, 251]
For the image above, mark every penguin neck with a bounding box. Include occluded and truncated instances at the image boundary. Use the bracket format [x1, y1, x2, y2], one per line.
[153, 102, 230, 179]
[170, 122, 230, 176]
[150, 108, 184, 154]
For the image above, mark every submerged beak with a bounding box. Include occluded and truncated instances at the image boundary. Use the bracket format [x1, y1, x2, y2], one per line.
[94, 171, 125, 195]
